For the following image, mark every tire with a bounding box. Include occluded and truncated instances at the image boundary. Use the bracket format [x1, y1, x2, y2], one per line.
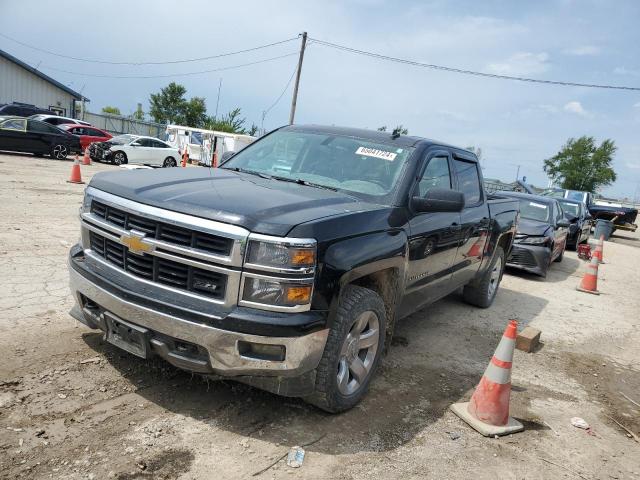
[50, 144, 68, 160]
[462, 246, 505, 308]
[112, 151, 127, 166]
[163, 157, 177, 168]
[304, 285, 386, 413]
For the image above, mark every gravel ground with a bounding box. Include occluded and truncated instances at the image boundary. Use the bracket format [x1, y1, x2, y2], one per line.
[0, 152, 639, 480]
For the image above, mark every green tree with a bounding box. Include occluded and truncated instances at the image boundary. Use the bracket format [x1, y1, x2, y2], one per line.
[184, 97, 207, 128]
[205, 108, 250, 134]
[544, 136, 617, 192]
[102, 106, 121, 115]
[149, 82, 207, 127]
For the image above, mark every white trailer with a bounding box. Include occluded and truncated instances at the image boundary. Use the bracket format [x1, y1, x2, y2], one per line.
[164, 125, 255, 166]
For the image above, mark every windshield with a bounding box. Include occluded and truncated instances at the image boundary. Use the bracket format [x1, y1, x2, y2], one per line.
[221, 130, 413, 201]
[565, 190, 586, 202]
[110, 134, 137, 145]
[518, 199, 551, 223]
[559, 201, 580, 218]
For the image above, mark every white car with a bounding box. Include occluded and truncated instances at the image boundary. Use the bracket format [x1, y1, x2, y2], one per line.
[28, 114, 91, 126]
[90, 134, 181, 167]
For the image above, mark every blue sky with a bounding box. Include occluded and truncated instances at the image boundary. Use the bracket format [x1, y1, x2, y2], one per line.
[1, 0, 639, 199]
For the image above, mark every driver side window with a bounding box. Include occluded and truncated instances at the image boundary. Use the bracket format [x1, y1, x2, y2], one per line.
[417, 155, 451, 197]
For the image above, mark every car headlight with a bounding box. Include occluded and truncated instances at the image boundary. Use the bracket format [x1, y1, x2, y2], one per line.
[517, 235, 550, 246]
[241, 234, 316, 312]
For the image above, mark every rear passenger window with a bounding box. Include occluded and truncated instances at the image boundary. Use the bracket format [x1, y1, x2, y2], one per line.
[453, 159, 481, 205]
[417, 156, 451, 197]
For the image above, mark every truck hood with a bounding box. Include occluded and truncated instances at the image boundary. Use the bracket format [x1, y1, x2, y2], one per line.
[88, 167, 384, 236]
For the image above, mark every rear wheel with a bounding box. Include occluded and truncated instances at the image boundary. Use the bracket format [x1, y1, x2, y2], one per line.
[463, 246, 505, 308]
[163, 157, 177, 168]
[305, 285, 385, 413]
[50, 144, 68, 160]
[112, 151, 127, 166]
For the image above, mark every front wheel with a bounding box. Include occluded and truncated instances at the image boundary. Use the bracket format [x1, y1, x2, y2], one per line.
[50, 144, 68, 160]
[163, 157, 177, 168]
[305, 285, 386, 413]
[462, 246, 505, 308]
[112, 151, 127, 166]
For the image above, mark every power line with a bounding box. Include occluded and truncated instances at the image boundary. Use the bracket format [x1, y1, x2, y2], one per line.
[0, 32, 298, 65]
[309, 37, 640, 92]
[38, 52, 299, 79]
[264, 63, 299, 116]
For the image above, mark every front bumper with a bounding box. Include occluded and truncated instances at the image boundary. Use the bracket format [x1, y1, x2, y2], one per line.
[506, 243, 551, 277]
[68, 247, 329, 396]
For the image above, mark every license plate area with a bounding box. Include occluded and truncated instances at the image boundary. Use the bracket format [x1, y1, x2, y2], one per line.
[104, 313, 150, 359]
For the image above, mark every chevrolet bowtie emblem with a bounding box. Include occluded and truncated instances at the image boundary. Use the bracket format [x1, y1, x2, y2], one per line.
[120, 232, 154, 255]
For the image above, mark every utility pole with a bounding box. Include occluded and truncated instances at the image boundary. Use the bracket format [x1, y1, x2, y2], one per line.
[289, 32, 307, 125]
[215, 78, 222, 119]
[515, 165, 521, 181]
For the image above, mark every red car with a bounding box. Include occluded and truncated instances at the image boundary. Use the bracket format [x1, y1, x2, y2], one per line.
[59, 124, 112, 151]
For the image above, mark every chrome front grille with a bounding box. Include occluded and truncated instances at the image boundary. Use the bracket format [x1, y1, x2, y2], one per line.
[80, 187, 249, 308]
[90, 201, 232, 256]
[89, 231, 227, 300]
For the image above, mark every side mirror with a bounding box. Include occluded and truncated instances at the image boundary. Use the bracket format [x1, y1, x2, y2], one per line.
[557, 219, 570, 228]
[220, 151, 236, 164]
[411, 188, 465, 213]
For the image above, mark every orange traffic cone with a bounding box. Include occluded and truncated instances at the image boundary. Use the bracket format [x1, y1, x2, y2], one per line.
[181, 150, 188, 168]
[212, 151, 218, 168]
[577, 256, 600, 295]
[67, 156, 84, 184]
[450, 320, 524, 436]
[592, 235, 605, 264]
[82, 148, 91, 166]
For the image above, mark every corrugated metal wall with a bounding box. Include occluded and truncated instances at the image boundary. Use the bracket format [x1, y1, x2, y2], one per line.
[81, 112, 166, 138]
[0, 56, 75, 115]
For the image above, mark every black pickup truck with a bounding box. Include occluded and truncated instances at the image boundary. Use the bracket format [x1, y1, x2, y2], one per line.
[68, 125, 518, 412]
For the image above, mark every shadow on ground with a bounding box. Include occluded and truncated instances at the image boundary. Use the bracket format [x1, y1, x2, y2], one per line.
[81, 287, 548, 455]
[505, 254, 582, 283]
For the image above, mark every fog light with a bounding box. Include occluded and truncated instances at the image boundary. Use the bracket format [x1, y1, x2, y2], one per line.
[238, 341, 285, 361]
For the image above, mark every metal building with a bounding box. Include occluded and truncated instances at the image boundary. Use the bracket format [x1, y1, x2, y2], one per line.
[0, 48, 88, 116]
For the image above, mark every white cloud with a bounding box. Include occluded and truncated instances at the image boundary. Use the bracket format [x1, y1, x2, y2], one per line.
[613, 67, 640, 77]
[625, 162, 640, 170]
[563, 45, 601, 56]
[563, 101, 591, 117]
[485, 52, 550, 76]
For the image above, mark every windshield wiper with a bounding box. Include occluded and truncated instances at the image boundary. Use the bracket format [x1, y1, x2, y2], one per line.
[270, 175, 338, 192]
[223, 166, 272, 179]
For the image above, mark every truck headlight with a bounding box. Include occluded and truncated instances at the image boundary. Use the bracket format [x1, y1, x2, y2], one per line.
[242, 276, 313, 307]
[246, 240, 315, 270]
[241, 234, 316, 312]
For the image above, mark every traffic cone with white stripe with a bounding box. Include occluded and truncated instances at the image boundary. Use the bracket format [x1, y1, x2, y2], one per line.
[450, 319, 524, 436]
[577, 256, 600, 295]
[592, 235, 604, 264]
[67, 156, 84, 184]
[82, 148, 91, 166]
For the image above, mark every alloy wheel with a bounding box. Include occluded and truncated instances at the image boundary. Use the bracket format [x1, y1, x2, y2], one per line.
[488, 256, 502, 300]
[336, 310, 380, 396]
[53, 145, 67, 159]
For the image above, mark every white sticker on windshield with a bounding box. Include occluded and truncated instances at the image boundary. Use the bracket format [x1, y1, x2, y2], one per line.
[356, 146, 397, 161]
[530, 202, 547, 209]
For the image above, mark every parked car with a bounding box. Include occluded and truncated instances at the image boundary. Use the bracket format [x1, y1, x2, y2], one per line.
[89, 134, 180, 167]
[29, 114, 91, 127]
[68, 124, 519, 412]
[543, 188, 637, 233]
[0, 116, 81, 159]
[59, 124, 112, 151]
[557, 198, 591, 249]
[501, 192, 569, 277]
[0, 102, 52, 117]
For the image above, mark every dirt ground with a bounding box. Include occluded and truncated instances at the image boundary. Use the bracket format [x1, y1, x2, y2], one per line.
[1, 152, 639, 480]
